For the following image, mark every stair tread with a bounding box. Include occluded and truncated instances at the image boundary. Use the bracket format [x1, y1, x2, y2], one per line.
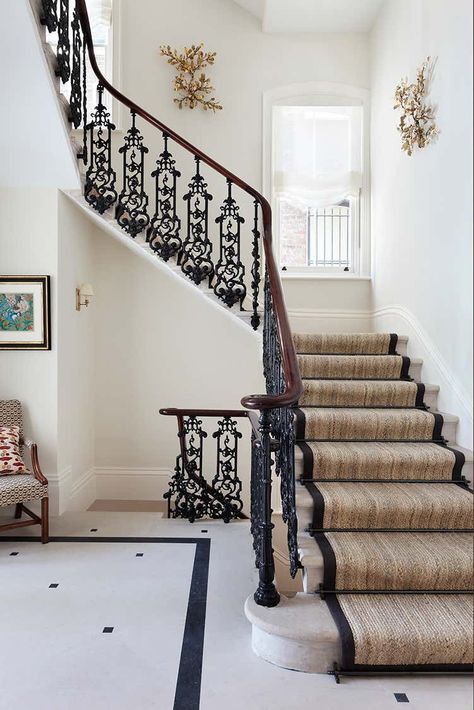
[302, 482, 473, 530]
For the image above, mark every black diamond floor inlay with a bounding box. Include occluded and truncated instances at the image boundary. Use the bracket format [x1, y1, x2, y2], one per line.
[49, 583, 59, 588]
[201, 530, 208, 533]
[136, 553, 144, 557]
[394, 693, 409, 703]
[90, 529, 98, 532]
[102, 627, 114, 633]
[9, 552, 19, 556]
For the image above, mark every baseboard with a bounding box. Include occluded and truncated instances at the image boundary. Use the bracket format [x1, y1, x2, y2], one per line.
[95, 467, 172, 501]
[47, 466, 72, 516]
[68, 467, 96, 512]
[372, 304, 473, 449]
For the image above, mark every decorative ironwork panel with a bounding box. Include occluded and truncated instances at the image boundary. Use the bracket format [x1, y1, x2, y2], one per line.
[56, 0, 70, 84]
[115, 111, 150, 237]
[41, 0, 58, 32]
[80, 36, 88, 163]
[84, 85, 117, 214]
[147, 134, 182, 260]
[166, 417, 208, 523]
[210, 417, 243, 523]
[213, 180, 246, 308]
[180, 157, 214, 285]
[250, 200, 261, 330]
[69, 9, 82, 129]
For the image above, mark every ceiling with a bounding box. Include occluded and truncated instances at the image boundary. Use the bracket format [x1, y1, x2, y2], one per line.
[232, 0, 385, 33]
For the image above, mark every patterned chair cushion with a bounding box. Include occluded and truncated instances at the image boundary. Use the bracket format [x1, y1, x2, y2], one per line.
[0, 426, 28, 474]
[0, 474, 47, 506]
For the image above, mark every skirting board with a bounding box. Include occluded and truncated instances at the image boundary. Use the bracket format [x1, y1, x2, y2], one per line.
[373, 305, 473, 449]
[95, 467, 173, 501]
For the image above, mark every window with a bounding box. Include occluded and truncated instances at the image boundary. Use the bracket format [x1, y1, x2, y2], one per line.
[47, 0, 114, 120]
[273, 104, 363, 274]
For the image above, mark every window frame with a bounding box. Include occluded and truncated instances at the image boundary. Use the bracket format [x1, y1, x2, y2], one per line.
[263, 82, 370, 279]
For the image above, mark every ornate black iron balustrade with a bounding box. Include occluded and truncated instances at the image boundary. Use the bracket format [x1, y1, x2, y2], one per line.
[69, 9, 82, 129]
[213, 180, 246, 308]
[160, 409, 246, 523]
[84, 85, 117, 214]
[56, 0, 70, 83]
[42, 0, 304, 609]
[180, 158, 214, 285]
[147, 134, 182, 260]
[116, 111, 150, 237]
[40, 0, 58, 33]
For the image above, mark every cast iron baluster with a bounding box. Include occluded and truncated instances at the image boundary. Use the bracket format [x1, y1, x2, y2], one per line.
[176, 416, 208, 522]
[210, 417, 243, 523]
[180, 157, 214, 285]
[251, 200, 261, 330]
[84, 85, 117, 214]
[261, 269, 300, 580]
[80, 32, 88, 163]
[69, 9, 82, 129]
[213, 180, 246, 308]
[40, 0, 58, 32]
[250, 431, 263, 568]
[56, 0, 70, 83]
[147, 133, 182, 260]
[116, 111, 150, 237]
[253, 409, 280, 607]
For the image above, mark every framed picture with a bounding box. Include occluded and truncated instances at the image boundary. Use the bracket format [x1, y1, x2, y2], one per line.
[0, 276, 51, 350]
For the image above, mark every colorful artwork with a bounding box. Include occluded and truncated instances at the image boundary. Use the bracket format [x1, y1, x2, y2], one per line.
[0, 293, 34, 331]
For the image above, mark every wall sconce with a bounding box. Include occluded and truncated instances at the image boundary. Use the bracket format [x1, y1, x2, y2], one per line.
[76, 283, 94, 311]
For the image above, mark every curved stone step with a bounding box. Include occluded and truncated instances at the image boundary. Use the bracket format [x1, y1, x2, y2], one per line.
[245, 592, 473, 673]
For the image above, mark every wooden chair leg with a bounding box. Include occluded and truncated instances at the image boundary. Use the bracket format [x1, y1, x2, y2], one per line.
[41, 497, 49, 544]
[14, 503, 23, 519]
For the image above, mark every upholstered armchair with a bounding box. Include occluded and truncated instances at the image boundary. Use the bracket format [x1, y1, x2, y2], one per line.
[0, 400, 49, 543]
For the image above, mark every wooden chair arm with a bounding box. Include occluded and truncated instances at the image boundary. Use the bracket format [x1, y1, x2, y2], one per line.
[23, 440, 48, 485]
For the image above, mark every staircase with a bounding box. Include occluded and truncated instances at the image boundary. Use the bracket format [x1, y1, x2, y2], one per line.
[31, 0, 472, 681]
[246, 332, 473, 679]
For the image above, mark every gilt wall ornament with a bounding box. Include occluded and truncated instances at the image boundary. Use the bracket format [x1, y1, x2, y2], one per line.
[160, 43, 223, 112]
[394, 56, 439, 156]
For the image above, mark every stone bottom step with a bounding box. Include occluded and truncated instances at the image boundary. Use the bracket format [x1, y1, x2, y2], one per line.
[245, 593, 340, 673]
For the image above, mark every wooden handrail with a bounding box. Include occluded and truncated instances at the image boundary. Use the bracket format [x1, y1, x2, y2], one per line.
[76, 0, 302, 412]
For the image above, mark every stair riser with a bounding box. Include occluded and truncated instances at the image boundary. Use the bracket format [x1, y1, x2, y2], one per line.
[251, 626, 341, 674]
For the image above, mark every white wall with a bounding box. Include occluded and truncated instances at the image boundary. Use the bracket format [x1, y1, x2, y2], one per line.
[117, 0, 370, 314]
[0, 188, 59, 485]
[57, 195, 97, 511]
[0, 1, 80, 188]
[91, 223, 264, 510]
[370, 0, 473, 447]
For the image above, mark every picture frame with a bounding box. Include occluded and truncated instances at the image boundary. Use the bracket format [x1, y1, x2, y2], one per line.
[0, 276, 51, 351]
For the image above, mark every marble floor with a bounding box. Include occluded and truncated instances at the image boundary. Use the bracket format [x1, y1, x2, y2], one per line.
[0, 511, 472, 710]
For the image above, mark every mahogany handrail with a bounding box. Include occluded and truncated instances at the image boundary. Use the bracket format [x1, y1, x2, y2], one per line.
[76, 0, 303, 412]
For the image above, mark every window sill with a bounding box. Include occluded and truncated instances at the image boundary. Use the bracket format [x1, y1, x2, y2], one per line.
[280, 273, 372, 281]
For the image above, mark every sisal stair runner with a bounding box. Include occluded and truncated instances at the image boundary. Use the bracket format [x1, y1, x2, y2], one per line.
[294, 332, 474, 673]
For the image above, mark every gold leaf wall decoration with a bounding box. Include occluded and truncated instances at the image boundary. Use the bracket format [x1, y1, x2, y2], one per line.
[160, 43, 223, 112]
[394, 56, 439, 156]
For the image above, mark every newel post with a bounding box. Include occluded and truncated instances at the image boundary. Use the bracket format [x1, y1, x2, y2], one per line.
[253, 409, 280, 607]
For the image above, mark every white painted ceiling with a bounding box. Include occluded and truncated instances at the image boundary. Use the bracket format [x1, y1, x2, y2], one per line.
[0, 0, 79, 188]
[232, 0, 385, 33]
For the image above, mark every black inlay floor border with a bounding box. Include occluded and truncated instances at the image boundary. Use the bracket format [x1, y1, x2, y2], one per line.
[1, 535, 210, 710]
